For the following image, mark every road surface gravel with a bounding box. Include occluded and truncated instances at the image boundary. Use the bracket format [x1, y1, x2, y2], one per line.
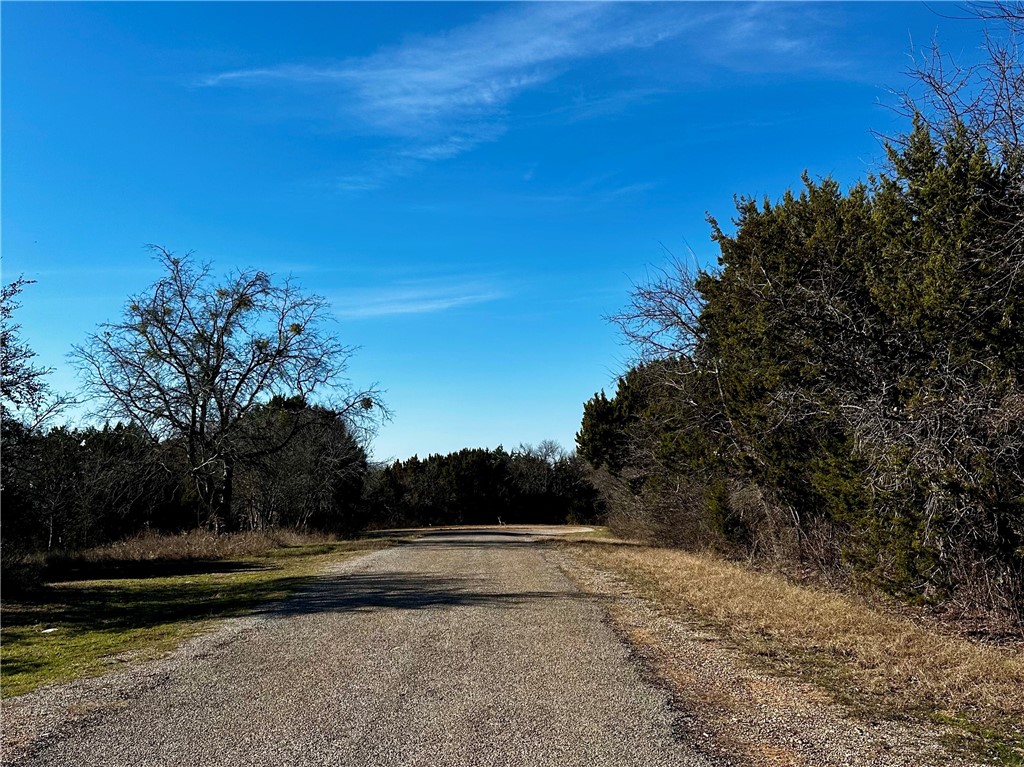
[5, 529, 709, 766]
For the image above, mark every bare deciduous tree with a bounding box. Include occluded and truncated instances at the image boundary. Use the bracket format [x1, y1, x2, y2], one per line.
[1, 278, 49, 413]
[73, 247, 382, 530]
[614, 256, 707, 363]
[1, 277, 74, 430]
[893, 2, 1024, 157]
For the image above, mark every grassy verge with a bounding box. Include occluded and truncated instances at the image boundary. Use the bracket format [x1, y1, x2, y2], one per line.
[566, 539, 1024, 764]
[1, 531, 395, 699]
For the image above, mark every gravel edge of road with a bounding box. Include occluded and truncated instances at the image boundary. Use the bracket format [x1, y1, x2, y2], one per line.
[555, 547, 983, 767]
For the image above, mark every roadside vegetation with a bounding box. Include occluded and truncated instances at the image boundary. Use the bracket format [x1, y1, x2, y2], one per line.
[566, 15, 1024, 759]
[565, 537, 1024, 763]
[2, 256, 595, 597]
[576, 9, 1024, 632]
[0, 531, 396, 698]
[0, 254, 383, 594]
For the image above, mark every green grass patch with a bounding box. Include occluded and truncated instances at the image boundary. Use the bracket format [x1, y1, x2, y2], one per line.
[1, 537, 390, 698]
[934, 713, 1024, 766]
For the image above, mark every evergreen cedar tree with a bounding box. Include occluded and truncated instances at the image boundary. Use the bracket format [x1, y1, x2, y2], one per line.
[579, 121, 1023, 616]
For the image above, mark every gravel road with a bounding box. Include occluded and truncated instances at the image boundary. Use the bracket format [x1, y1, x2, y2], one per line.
[6, 529, 709, 766]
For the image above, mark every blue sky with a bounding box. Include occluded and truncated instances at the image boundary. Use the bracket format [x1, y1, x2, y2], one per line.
[2, 2, 992, 461]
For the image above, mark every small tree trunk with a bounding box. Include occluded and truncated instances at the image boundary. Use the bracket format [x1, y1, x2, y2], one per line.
[217, 455, 234, 532]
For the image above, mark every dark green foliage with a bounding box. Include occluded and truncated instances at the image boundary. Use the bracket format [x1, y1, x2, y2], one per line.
[589, 119, 1024, 619]
[0, 420, 187, 592]
[0, 404, 370, 594]
[577, 360, 743, 548]
[363, 445, 603, 529]
[232, 400, 370, 535]
[577, 391, 624, 472]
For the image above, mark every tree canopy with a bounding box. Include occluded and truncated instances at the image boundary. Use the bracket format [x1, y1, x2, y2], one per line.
[73, 247, 379, 529]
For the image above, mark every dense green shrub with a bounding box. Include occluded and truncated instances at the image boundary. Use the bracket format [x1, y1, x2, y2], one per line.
[581, 121, 1024, 618]
[363, 444, 603, 529]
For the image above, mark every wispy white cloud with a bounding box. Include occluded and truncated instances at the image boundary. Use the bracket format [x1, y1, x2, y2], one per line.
[202, 3, 699, 187]
[331, 124, 506, 191]
[332, 279, 503, 319]
[528, 173, 658, 207]
[560, 88, 668, 124]
[334, 174, 388, 193]
[201, 3, 847, 190]
[699, 3, 851, 74]
[204, 4, 688, 132]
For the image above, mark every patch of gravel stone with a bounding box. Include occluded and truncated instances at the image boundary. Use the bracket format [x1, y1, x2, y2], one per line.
[559, 552, 983, 767]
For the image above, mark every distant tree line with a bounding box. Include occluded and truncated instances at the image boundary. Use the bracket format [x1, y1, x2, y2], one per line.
[2, 404, 368, 554]
[1, 256, 596, 590]
[578, 13, 1024, 621]
[362, 441, 603, 529]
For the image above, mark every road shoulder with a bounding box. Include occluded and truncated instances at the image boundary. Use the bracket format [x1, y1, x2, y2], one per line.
[558, 546, 986, 767]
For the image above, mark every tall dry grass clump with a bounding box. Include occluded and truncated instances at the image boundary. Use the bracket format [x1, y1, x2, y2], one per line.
[52, 529, 341, 568]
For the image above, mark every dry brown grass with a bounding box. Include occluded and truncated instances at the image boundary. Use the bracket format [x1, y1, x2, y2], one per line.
[56, 529, 343, 565]
[571, 542, 1024, 735]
